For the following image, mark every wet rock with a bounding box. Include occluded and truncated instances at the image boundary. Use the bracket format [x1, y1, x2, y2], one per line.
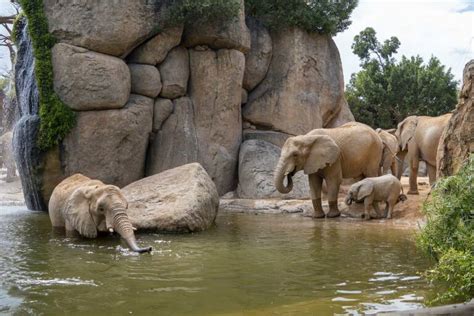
[243, 17, 272, 91]
[44, 0, 165, 57]
[184, 0, 250, 53]
[147, 97, 198, 175]
[124, 163, 219, 233]
[237, 140, 309, 199]
[129, 64, 161, 98]
[52, 43, 130, 111]
[159, 46, 189, 99]
[153, 98, 174, 131]
[189, 48, 244, 195]
[63, 95, 153, 188]
[127, 26, 183, 65]
[243, 29, 353, 135]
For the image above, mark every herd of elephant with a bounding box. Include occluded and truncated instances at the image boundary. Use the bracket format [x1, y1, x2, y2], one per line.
[274, 113, 452, 219]
[6, 113, 449, 254]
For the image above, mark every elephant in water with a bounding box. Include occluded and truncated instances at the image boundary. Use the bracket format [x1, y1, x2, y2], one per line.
[345, 174, 407, 220]
[0, 131, 16, 182]
[274, 122, 383, 218]
[395, 114, 452, 194]
[49, 174, 152, 253]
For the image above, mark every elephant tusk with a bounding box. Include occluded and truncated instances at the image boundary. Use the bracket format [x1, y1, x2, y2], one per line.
[108, 228, 114, 233]
[132, 227, 137, 231]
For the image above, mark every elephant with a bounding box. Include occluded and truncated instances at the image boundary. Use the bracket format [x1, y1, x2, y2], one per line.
[274, 122, 383, 218]
[0, 131, 16, 182]
[49, 174, 152, 253]
[394, 114, 452, 194]
[376, 128, 399, 176]
[345, 174, 407, 220]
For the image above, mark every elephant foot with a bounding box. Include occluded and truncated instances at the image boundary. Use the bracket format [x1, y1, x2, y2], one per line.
[362, 213, 372, 220]
[311, 199, 326, 218]
[407, 190, 419, 195]
[326, 201, 341, 218]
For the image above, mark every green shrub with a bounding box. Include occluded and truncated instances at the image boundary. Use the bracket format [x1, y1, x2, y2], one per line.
[18, 0, 75, 150]
[418, 155, 474, 304]
[245, 0, 358, 35]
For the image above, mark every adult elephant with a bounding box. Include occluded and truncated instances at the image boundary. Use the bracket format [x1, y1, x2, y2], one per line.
[395, 114, 452, 194]
[376, 128, 399, 176]
[274, 122, 383, 218]
[49, 174, 152, 253]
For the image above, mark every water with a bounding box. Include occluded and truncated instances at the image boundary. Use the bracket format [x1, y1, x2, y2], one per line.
[0, 206, 433, 315]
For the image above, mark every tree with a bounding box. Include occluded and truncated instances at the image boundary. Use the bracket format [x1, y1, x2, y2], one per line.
[346, 27, 458, 129]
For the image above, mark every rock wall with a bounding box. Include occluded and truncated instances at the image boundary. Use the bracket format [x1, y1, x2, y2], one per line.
[15, 1, 354, 210]
[437, 60, 474, 177]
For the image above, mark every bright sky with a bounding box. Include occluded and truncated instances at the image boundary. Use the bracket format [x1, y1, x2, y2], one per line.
[0, 0, 472, 84]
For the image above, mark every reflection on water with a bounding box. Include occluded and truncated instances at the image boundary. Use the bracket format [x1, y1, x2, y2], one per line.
[0, 206, 433, 315]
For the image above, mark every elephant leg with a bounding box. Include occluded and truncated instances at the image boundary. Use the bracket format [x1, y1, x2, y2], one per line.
[427, 164, 437, 186]
[308, 174, 325, 218]
[371, 202, 382, 219]
[408, 147, 420, 194]
[386, 201, 395, 219]
[390, 159, 398, 178]
[396, 151, 407, 180]
[363, 196, 374, 220]
[325, 177, 341, 218]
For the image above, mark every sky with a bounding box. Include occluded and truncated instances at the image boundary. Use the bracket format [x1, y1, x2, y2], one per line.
[0, 0, 472, 84]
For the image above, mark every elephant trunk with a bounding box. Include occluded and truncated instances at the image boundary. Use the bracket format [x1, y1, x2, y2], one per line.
[112, 210, 152, 253]
[274, 161, 294, 194]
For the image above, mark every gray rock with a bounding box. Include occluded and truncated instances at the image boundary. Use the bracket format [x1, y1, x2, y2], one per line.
[241, 88, 248, 104]
[242, 129, 291, 148]
[189, 48, 245, 195]
[52, 43, 130, 111]
[44, 0, 164, 57]
[147, 97, 198, 175]
[127, 26, 184, 65]
[124, 163, 219, 233]
[63, 95, 153, 188]
[184, 0, 250, 53]
[129, 64, 162, 98]
[159, 46, 189, 99]
[243, 29, 354, 135]
[243, 17, 272, 91]
[237, 140, 309, 199]
[153, 98, 174, 131]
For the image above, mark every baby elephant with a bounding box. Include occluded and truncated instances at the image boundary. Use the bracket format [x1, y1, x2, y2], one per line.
[345, 174, 407, 220]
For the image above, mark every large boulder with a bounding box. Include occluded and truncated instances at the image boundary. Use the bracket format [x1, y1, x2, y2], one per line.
[189, 48, 245, 195]
[237, 140, 309, 199]
[437, 60, 474, 177]
[243, 28, 353, 135]
[52, 43, 130, 111]
[127, 26, 184, 65]
[147, 97, 198, 175]
[184, 0, 250, 53]
[243, 17, 272, 91]
[159, 46, 189, 99]
[128, 64, 162, 98]
[124, 163, 219, 233]
[152, 98, 174, 131]
[242, 129, 291, 148]
[43, 0, 165, 57]
[63, 95, 153, 188]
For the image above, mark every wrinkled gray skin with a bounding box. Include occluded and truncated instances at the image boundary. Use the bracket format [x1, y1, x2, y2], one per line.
[345, 174, 407, 220]
[376, 128, 399, 176]
[0, 131, 17, 182]
[49, 174, 151, 253]
[274, 122, 383, 218]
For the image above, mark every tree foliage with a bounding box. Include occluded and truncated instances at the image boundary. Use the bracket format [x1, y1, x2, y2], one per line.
[245, 0, 358, 35]
[418, 155, 474, 304]
[346, 27, 458, 129]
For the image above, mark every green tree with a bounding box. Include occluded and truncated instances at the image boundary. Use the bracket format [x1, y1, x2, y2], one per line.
[245, 0, 358, 35]
[346, 27, 458, 129]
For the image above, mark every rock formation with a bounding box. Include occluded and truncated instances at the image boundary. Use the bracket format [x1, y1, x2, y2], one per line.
[14, 1, 354, 211]
[437, 60, 474, 177]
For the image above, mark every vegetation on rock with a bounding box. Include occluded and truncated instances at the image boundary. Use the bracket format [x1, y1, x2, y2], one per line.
[245, 0, 358, 35]
[418, 155, 474, 304]
[18, 0, 75, 150]
[346, 27, 458, 129]
[163, 0, 241, 26]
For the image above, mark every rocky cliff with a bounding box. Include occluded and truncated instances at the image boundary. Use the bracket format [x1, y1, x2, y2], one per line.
[14, 0, 354, 210]
[437, 60, 474, 177]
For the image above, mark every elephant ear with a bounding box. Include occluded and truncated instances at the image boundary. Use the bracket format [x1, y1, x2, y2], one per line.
[303, 135, 340, 175]
[398, 117, 418, 151]
[357, 181, 374, 201]
[63, 188, 97, 238]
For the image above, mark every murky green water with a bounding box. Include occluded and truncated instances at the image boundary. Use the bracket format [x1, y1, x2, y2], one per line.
[0, 206, 434, 315]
